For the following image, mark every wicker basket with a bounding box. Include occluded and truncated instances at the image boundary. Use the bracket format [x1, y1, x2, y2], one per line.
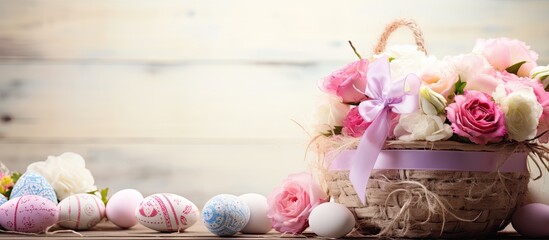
[316, 19, 535, 238]
[320, 140, 531, 238]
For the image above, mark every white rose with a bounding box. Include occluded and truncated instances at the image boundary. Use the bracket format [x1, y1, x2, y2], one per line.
[494, 86, 542, 142]
[27, 152, 97, 200]
[311, 94, 350, 135]
[394, 112, 453, 141]
[375, 45, 437, 80]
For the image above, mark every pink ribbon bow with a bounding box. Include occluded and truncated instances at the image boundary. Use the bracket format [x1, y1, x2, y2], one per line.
[341, 56, 420, 204]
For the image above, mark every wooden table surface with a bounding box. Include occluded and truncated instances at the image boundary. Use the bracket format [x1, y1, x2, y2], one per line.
[0, 221, 532, 239]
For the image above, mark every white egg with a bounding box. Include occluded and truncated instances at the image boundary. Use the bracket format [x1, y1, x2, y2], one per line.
[106, 189, 144, 228]
[309, 202, 355, 238]
[238, 193, 272, 234]
[135, 193, 199, 232]
[58, 193, 106, 230]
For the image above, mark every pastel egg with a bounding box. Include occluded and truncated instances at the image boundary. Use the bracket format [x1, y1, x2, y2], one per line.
[238, 193, 272, 234]
[512, 203, 549, 237]
[10, 171, 57, 204]
[58, 193, 106, 230]
[202, 194, 250, 236]
[0, 195, 59, 233]
[309, 202, 355, 238]
[0, 194, 7, 206]
[135, 193, 199, 232]
[106, 189, 144, 228]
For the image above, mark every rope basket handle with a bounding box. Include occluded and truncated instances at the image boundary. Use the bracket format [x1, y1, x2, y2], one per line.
[373, 18, 428, 55]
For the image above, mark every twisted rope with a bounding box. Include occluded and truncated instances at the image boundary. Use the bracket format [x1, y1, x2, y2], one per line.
[374, 18, 427, 55]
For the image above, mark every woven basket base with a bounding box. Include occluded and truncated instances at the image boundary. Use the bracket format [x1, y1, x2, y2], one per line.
[326, 170, 529, 238]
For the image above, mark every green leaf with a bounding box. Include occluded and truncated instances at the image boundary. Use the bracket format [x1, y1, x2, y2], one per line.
[100, 187, 109, 206]
[87, 187, 109, 205]
[454, 77, 467, 95]
[388, 57, 395, 62]
[505, 61, 526, 75]
[322, 126, 343, 137]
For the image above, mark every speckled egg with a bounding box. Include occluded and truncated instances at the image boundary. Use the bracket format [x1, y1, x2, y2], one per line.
[202, 194, 250, 236]
[136, 193, 199, 232]
[9, 171, 57, 204]
[58, 193, 106, 230]
[0, 195, 59, 233]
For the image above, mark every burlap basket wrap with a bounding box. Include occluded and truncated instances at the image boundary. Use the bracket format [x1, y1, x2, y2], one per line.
[312, 19, 549, 239]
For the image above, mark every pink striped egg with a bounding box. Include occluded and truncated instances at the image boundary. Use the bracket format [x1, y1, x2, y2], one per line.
[135, 193, 199, 232]
[58, 193, 106, 230]
[0, 195, 59, 233]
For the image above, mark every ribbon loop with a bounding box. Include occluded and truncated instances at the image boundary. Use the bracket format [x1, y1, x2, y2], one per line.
[349, 56, 420, 204]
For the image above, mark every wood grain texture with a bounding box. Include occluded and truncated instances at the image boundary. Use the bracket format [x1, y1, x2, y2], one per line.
[0, 0, 547, 63]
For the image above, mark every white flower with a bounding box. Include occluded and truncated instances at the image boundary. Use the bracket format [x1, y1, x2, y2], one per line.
[394, 112, 453, 141]
[419, 60, 459, 99]
[494, 85, 542, 141]
[531, 64, 549, 89]
[375, 45, 437, 80]
[446, 54, 502, 94]
[311, 94, 350, 135]
[419, 86, 447, 115]
[27, 152, 97, 200]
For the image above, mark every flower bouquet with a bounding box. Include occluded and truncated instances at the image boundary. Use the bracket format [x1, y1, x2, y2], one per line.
[311, 19, 549, 238]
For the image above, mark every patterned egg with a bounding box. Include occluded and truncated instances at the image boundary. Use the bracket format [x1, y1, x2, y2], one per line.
[0, 194, 7, 206]
[58, 193, 106, 230]
[10, 171, 57, 204]
[202, 194, 250, 236]
[135, 193, 199, 232]
[0, 195, 59, 233]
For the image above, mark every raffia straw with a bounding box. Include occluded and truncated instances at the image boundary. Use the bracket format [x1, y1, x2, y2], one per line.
[375, 180, 481, 237]
[373, 18, 428, 55]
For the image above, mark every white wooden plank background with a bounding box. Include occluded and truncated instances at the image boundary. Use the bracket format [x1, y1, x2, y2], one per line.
[0, 0, 548, 206]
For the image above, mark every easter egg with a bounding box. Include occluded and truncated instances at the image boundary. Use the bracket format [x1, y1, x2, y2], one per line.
[0, 195, 59, 233]
[512, 203, 549, 237]
[106, 189, 144, 228]
[0, 194, 7, 206]
[135, 193, 199, 232]
[58, 193, 106, 230]
[10, 171, 57, 204]
[309, 202, 355, 238]
[238, 193, 271, 234]
[202, 194, 250, 236]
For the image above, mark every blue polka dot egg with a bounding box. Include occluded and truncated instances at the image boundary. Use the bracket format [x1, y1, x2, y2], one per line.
[202, 194, 250, 236]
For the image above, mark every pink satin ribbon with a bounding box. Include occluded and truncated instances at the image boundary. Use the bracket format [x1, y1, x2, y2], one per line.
[350, 56, 421, 204]
[330, 150, 528, 173]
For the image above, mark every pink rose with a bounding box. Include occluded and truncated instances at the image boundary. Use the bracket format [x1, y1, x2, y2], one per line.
[267, 172, 328, 234]
[446, 91, 506, 145]
[473, 38, 539, 77]
[342, 107, 370, 137]
[321, 59, 369, 103]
